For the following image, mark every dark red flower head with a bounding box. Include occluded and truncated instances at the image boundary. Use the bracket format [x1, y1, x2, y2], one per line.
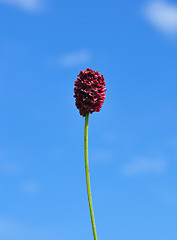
[74, 68, 107, 117]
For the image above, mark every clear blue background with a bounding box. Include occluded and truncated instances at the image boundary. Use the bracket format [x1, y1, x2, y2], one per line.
[0, 0, 177, 239]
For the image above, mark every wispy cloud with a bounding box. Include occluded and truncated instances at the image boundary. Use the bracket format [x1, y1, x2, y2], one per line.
[0, 217, 62, 240]
[122, 157, 166, 176]
[0, 148, 22, 175]
[143, 0, 177, 35]
[91, 149, 113, 163]
[0, 161, 20, 175]
[21, 180, 40, 194]
[0, 0, 46, 12]
[162, 190, 177, 206]
[58, 50, 92, 68]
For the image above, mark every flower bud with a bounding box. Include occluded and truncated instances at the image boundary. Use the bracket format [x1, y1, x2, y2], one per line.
[74, 68, 107, 116]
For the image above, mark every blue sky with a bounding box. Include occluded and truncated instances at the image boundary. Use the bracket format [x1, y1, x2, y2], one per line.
[0, 0, 177, 239]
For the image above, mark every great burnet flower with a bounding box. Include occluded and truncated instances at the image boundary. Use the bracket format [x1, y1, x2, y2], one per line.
[74, 68, 107, 240]
[74, 68, 107, 116]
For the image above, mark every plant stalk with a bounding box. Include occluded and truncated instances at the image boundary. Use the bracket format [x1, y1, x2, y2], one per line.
[84, 113, 98, 240]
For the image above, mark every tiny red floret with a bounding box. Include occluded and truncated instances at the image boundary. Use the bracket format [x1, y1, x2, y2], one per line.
[74, 68, 107, 116]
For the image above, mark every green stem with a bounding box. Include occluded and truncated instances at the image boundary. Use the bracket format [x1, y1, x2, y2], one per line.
[84, 113, 98, 240]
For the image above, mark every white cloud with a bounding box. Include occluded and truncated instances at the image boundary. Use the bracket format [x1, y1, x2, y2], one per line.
[143, 0, 177, 35]
[122, 157, 166, 176]
[0, 0, 46, 12]
[58, 50, 92, 68]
